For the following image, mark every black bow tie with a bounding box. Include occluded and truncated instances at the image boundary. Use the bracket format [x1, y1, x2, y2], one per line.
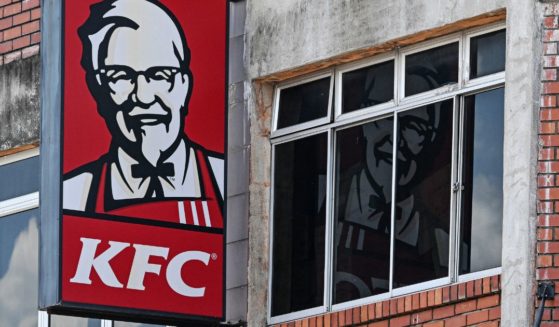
[130, 162, 175, 198]
[131, 162, 175, 179]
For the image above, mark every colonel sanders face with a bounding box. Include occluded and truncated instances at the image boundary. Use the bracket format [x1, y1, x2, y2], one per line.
[80, 0, 192, 166]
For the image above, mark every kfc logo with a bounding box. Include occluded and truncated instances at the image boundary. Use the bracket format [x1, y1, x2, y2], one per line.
[70, 237, 214, 297]
[63, 0, 224, 226]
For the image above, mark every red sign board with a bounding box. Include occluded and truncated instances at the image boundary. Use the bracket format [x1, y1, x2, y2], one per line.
[55, 0, 227, 323]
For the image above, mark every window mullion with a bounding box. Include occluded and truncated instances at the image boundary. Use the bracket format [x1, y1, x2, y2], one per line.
[450, 96, 464, 283]
[388, 113, 399, 295]
[324, 129, 335, 311]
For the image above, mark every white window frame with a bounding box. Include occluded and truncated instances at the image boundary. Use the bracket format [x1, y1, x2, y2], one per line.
[268, 25, 506, 324]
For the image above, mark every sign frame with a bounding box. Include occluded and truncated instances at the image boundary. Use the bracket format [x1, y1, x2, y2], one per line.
[40, 0, 229, 324]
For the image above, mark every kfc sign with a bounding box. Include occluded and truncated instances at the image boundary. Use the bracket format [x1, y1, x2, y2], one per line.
[40, 0, 227, 324]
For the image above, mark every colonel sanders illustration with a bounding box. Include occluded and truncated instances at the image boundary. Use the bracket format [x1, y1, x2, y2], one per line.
[63, 0, 224, 228]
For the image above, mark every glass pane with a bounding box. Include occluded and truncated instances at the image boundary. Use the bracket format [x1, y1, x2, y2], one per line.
[392, 100, 454, 288]
[277, 77, 330, 129]
[405, 43, 459, 97]
[333, 117, 393, 303]
[342, 60, 394, 113]
[49, 315, 101, 327]
[271, 133, 327, 316]
[0, 209, 39, 326]
[114, 322, 166, 327]
[470, 30, 506, 79]
[460, 88, 504, 274]
[0, 156, 39, 201]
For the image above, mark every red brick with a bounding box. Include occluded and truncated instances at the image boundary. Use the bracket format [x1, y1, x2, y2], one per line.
[367, 304, 375, 320]
[427, 290, 435, 306]
[341, 309, 348, 325]
[360, 305, 368, 323]
[542, 95, 558, 107]
[482, 278, 491, 294]
[545, 43, 558, 55]
[3, 3, 21, 17]
[466, 310, 489, 325]
[546, 30, 559, 42]
[316, 316, 323, 327]
[411, 310, 432, 324]
[541, 135, 559, 147]
[544, 68, 558, 81]
[420, 291, 428, 308]
[539, 175, 555, 187]
[302, 318, 309, 327]
[412, 293, 420, 310]
[538, 241, 559, 253]
[309, 317, 316, 327]
[538, 161, 559, 173]
[545, 55, 559, 68]
[12, 34, 28, 50]
[12, 11, 29, 25]
[423, 321, 444, 327]
[490, 276, 500, 291]
[537, 267, 559, 279]
[389, 315, 410, 327]
[21, 20, 38, 35]
[352, 307, 360, 324]
[488, 306, 501, 320]
[367, 321, 388, 327]
[435, 288, 443, 305]
[22, 0, 40, 11]
[444, 315, 466, 327]
[30, 31, 39, 44]
[0, 0, 11, 6]
[540, 201, 555, 214]
[375, 302, 382, 318]
[466, 281, 475, 297]
[0, 16, 12, 30]
[294, 319, 302, 327]
[3, 25, 20, 40]
[538, 187, 559, 200]
[404, 295, 412, 312]
[389, 299, 397, 315]
[30, 7, 40, 20]
[539, 228, 554, 241]
[539, 214, 559, 226]
[0, 40, 11, 53]
[450, 285, 458, 301]
[474, 279, 483, 296]
[545, 16, 559, 28]
[433, 305, 454, 319]
[458, 283, 466, 299]
[324, 313, 331, 327]
[382, 300, 390, 317]
[540, 122, 557, 134]
[477, 295, 499, 309]
[455, 299, 477, 314]
[541, 109, 559, 121]
[539, 254, 554, 267]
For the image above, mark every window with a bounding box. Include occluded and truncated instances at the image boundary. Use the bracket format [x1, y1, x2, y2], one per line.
[269, 24, 505, 323]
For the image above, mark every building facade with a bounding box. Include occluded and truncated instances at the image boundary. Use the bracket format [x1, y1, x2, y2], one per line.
[0, 0, 556, 326]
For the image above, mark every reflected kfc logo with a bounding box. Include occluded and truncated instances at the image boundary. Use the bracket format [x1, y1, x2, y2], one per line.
[70, 237, 215, 298]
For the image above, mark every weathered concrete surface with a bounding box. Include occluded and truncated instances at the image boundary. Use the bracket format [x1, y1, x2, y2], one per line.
[500, 1, 541, 325]
[0, 55, 40, 152]
[246, 0, 506, 79]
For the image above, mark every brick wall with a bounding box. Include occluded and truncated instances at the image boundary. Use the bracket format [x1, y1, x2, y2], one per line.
[273, 276, 501, 327]
[0, 0, 40, 65]
[537, 4, 559, 326]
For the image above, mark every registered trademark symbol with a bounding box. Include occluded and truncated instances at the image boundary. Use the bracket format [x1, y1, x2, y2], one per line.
[211, 253, 218, 260]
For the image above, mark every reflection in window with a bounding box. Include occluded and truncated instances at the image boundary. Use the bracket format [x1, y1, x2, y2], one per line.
[405, 43, 459, 97]
[0, 156, 39, 202]
[277, 77, 331, 129]
[0, 209, 38, 326]
[393, 100, 454, 288]
[460, 88, 504, 274]
[470, 30, 506, 79]
[342, 61, 394, 114]
[334, 117, 393, 303]
[271, 133, 327, 316]
[49, 315, 101, 327]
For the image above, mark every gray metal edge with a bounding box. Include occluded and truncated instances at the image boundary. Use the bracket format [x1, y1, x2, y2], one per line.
[39, 0, 62, 309]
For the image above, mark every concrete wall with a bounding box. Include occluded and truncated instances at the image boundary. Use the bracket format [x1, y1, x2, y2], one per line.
[0, 55, 40, 152]
[246, 0, 506, 79]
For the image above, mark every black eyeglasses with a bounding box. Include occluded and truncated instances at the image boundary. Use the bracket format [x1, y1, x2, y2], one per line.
[95, 65, 181, 95]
